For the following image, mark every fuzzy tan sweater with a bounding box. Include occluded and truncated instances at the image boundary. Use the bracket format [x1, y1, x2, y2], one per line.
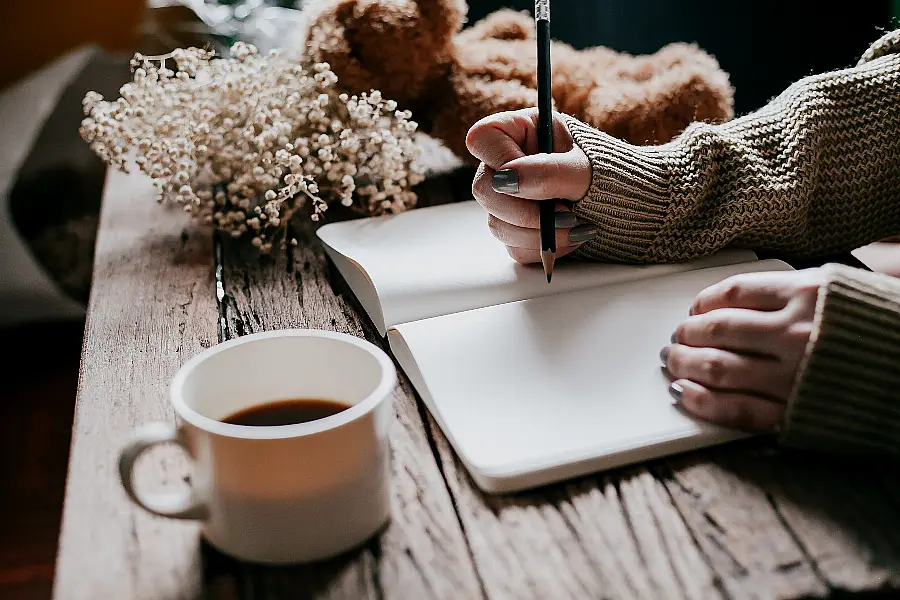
[562, 29, 900, 455]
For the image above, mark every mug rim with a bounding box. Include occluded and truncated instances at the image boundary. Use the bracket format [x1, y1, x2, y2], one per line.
[169, 329, 396, 439]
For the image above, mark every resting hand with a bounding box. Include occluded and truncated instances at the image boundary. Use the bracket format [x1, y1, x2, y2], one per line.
[465, 108, 595, 264]
[661, 268, 827, 433]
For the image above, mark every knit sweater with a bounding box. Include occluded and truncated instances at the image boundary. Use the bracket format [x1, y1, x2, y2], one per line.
[562, 29, 900, 455]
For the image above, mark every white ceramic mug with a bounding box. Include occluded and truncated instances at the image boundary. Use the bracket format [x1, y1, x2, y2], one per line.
[118, 329, 396, 565]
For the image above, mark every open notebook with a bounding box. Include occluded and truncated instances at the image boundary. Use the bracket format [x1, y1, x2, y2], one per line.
[317, 201, 794, 493]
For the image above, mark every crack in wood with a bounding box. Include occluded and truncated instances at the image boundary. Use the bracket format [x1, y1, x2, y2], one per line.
[612, 477, 650, 572]
[415, 385, 489, 600]
[126, 515, 140, 593]
[367, 541, 385, 600]
[776, 560, 805, 574]
[552, 490, 623, 593]
[214, 233, 231, 343]
[641, 468, 706, 599]
[651, 464, 750, 582]
[766, 491, 832, 595]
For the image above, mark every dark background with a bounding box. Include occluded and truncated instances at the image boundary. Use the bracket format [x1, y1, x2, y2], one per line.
[466, 1, 897, 116]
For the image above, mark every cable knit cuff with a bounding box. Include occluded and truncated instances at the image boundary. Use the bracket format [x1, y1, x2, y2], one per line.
[561, 115, 674, 263]
[780, 263, 900, 455]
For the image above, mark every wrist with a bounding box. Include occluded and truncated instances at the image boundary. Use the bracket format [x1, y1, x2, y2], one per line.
[561, 115, 674, 263]
[780, 264, 900, 455]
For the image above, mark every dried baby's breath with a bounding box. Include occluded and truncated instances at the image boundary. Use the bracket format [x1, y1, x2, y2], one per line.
[80, 42, 424, 253]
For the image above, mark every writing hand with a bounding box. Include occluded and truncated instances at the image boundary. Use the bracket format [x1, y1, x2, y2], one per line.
[661, 269, 826, 433]
[465, 108, 594, 264]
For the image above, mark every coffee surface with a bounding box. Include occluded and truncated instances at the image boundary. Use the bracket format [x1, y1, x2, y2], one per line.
[223, 398, 351, 426]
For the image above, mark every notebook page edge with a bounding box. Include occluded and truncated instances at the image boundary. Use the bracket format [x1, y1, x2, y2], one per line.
[387, 327, 492, 473]
[318, 237, 389, 336]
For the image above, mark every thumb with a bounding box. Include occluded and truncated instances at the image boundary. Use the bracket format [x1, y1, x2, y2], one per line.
[465, 108, 575, 170]
[493, 146, 591, 201]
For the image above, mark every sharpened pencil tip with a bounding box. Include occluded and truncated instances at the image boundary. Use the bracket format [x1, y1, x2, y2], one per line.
[541, 250, 555, 283]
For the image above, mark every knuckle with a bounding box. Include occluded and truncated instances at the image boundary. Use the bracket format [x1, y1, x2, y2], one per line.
[699, 356, 727, 387]
[702, 318, 725, 343]
[719, 280, 742, 305]
[689, 386, 714, 414]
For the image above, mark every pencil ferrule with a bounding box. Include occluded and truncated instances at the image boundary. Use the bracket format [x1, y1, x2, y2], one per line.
[535, 0, 549, 21]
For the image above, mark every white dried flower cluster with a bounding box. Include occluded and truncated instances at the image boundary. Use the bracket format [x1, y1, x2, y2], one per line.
[79, 42, 425, 253]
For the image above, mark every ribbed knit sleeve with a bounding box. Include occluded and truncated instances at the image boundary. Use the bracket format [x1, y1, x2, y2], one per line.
[781, 264, 900, 455]
[563, 30, 900, 264]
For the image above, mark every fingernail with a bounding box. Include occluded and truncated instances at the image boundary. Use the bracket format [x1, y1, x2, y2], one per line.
[554, 211, 578, 228]
[492, 169, 519, 194]
[569, 224, 599, 243]
[659, 345, 669, 367]
[670, 331, 677, 343]
[669, 382, 684, 405]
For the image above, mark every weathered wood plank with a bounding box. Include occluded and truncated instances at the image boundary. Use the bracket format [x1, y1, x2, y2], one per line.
[214, 141, 483, 599]
[53, 169, 221, 600]
[659, 447, 900, 597]
[432, 407, 900, 600]
[659, 448, 828, 600]
[431, 419, 722, 600]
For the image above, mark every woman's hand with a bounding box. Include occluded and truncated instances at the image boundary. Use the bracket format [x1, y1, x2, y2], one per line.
[661, 268, 827, 433]
[465, 108, 595, 264]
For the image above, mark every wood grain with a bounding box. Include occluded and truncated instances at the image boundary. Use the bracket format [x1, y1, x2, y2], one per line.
[53, 169, 219, 600]
[431, 413, 900, 600]
[211, 138, 482, 599]
[215, 217, 482, 600]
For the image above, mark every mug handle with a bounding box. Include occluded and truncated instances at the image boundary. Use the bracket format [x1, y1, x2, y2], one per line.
[118, 422, 208, 520]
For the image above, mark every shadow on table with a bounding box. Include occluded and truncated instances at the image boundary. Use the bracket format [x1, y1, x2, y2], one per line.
[194, 534, 383, 599]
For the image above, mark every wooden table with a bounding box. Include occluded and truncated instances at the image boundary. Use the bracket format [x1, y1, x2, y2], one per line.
[53, 140, 900, 600]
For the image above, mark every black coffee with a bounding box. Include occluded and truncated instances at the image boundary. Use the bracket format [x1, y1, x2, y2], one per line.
[223, 398, 351, 426]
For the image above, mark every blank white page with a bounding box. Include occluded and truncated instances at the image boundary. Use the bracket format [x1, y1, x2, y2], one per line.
[317, 201, 758, 335]
[388, 259, 794, 493]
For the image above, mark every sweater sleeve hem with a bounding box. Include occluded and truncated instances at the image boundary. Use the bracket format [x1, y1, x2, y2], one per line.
[561, 114, 675, 263]
[780, 263, 900, 455]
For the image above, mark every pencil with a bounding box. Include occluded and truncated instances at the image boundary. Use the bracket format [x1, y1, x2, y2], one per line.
[535, 0, 555, 282]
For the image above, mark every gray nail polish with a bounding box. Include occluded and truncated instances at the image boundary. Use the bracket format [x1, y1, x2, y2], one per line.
[568, 224, 599, 243]
[492, 169, 519, 194]
[669, 382, 684, 405]
[670, 331, 677, 343]
[659, 346, 669, 366]
[554, 211, 578, 228]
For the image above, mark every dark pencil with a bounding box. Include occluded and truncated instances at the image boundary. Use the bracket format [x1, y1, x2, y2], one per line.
[535, 0, 555, 282]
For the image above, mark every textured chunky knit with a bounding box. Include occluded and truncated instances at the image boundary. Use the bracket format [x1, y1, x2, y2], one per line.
[563, 29, 900, 265]
[562, 30, 900, 455]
